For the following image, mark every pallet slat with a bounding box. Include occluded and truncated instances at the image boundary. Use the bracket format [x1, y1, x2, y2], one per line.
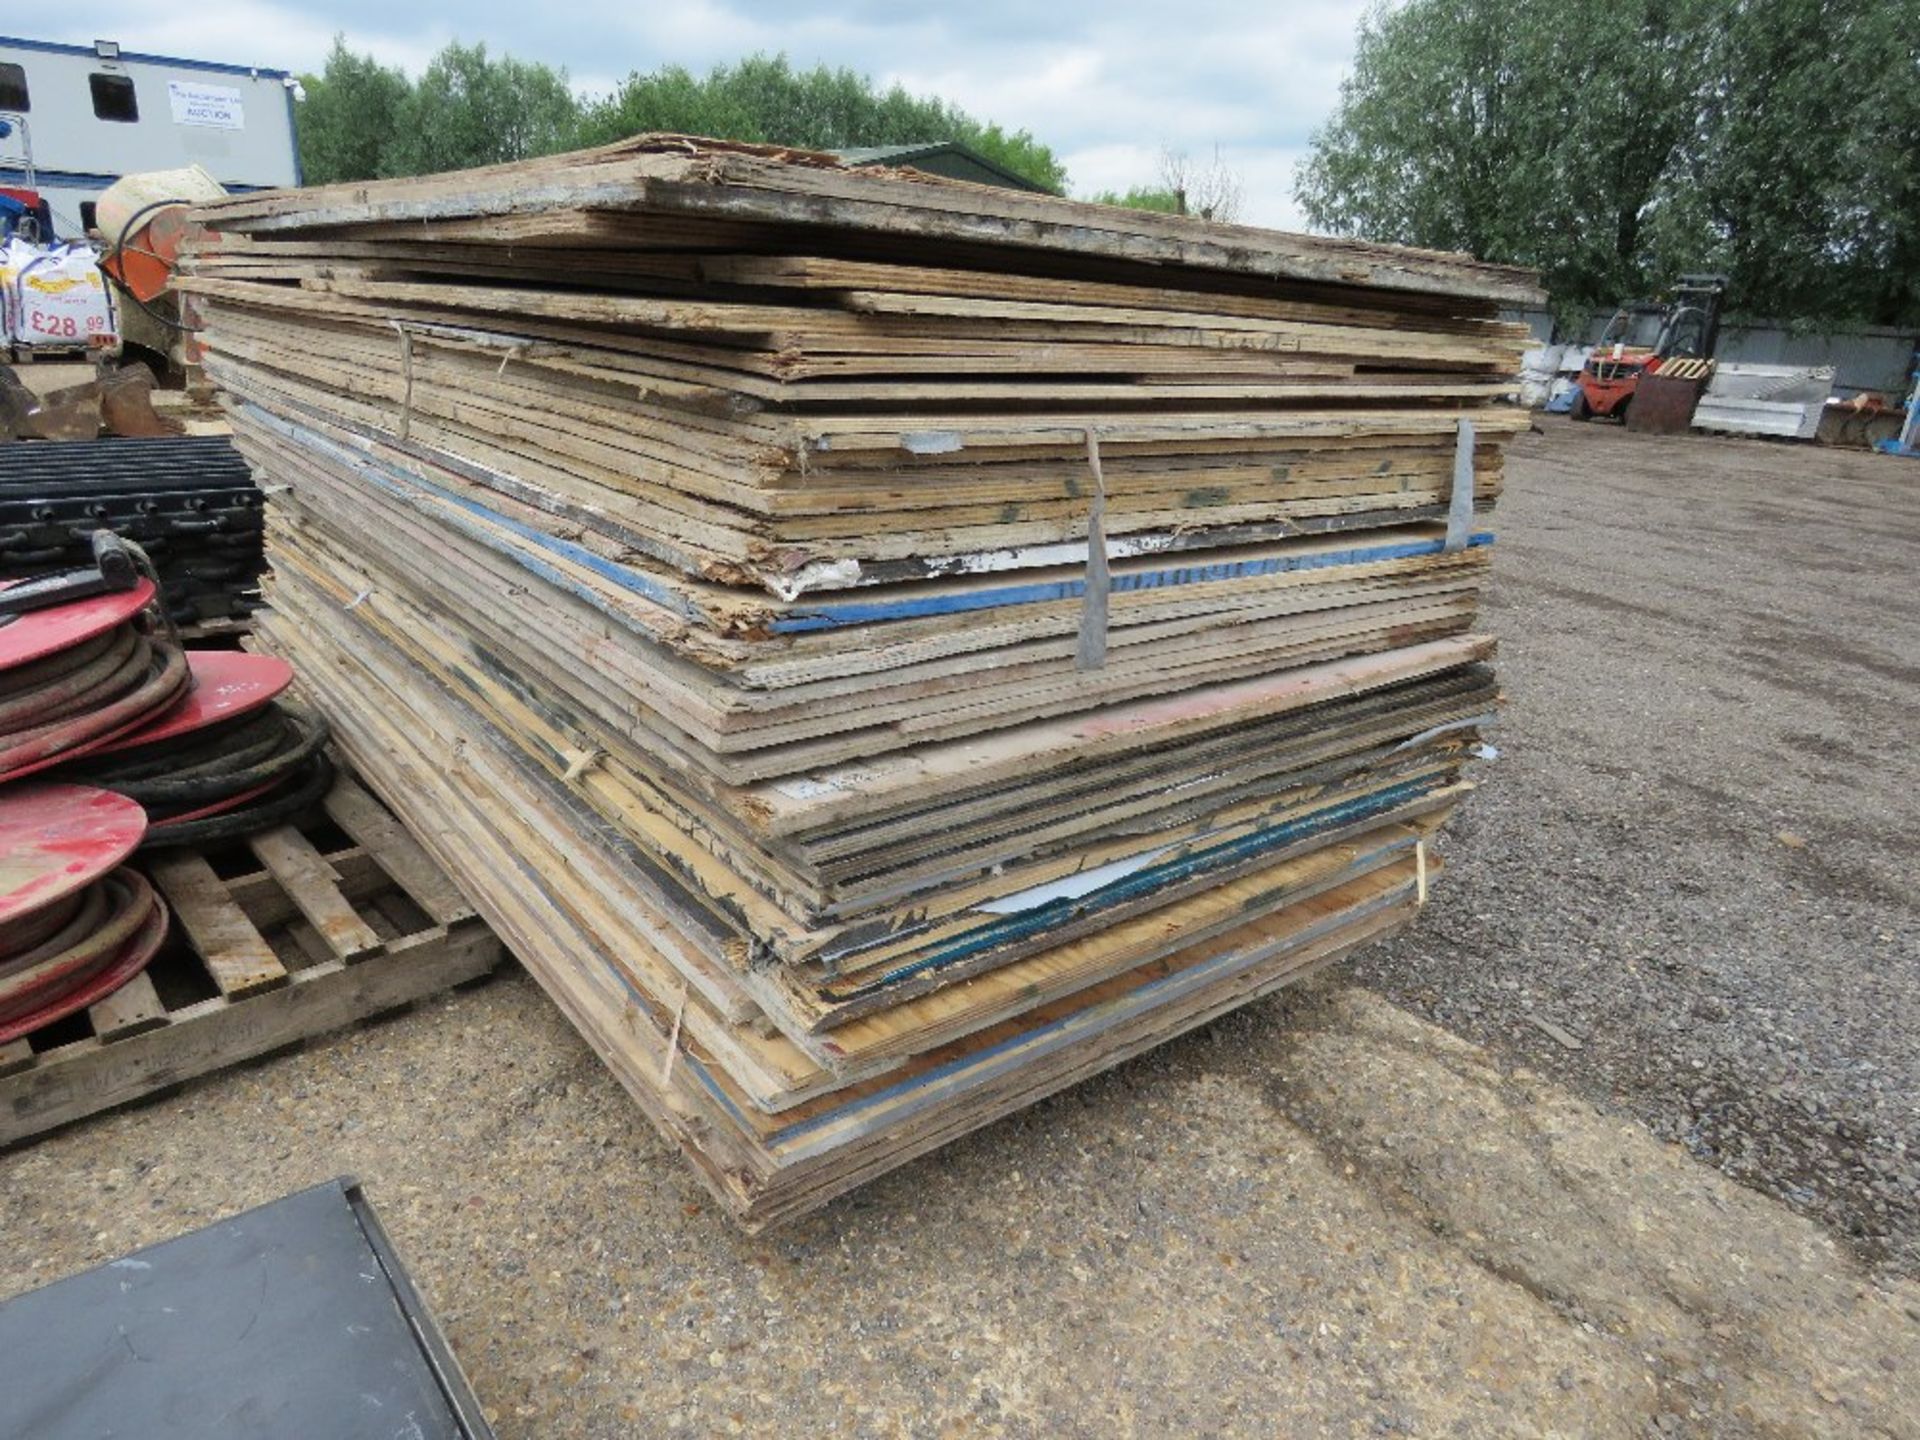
[322, 776, 473, 925]
[147, 853, 292, 998]
[246, 827, 386, 962]
[86, 972, 170, 1042]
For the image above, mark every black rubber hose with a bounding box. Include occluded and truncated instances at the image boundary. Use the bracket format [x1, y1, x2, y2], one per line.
[82, 705, 328, 809]
[74, 706, 288, 786]
[140, 752, 335, 849]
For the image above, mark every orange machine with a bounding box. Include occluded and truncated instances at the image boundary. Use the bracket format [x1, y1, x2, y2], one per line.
[94, 166, 228, 303]
[1573, 275, 1726, 422]
[88, 168, 229, 375]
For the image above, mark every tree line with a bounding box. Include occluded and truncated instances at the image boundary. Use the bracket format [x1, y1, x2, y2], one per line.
[1295, 0, 1920, 330]
[295, 40, 1067, 194]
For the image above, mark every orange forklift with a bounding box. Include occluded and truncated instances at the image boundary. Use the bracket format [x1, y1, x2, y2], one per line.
[1571, 274, 1727, 422]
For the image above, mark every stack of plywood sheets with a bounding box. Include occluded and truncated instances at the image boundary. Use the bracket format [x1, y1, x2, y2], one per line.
[183, 136, 1538, 1229]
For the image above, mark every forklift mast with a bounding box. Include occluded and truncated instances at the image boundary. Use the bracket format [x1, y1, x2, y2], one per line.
[1659, 274, 1729, 361]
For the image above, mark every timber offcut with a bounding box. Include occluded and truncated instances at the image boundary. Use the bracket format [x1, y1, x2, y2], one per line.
[183, 134, 1540, 1229]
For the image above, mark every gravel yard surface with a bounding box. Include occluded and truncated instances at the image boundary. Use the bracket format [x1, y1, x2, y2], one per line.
[1360, 417, 1920, 1274]
[6, 974, 1917, 1438]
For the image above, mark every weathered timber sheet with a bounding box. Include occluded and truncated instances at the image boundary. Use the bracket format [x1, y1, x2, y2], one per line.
[262, 545, 1481, 1004]
[266, 596, 1430, 1231]
[190, 134, 1543, 306]
[198, 133, 1524, 1228]
[200, 317, 1519, 592]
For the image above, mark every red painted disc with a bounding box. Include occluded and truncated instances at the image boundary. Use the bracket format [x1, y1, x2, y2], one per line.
[88, 652, 295, 758]
[0, 885, 169, 1044]
[0, 784, 148, 925]
[0, 579, 156, 673]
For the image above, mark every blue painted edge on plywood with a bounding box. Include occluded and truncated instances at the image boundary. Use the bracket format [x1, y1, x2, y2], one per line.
[244, 403, 706, 625]
[250, 403, 1493, 635]
[818, 777, 1440, 999]
[768, 533, 1494, 633]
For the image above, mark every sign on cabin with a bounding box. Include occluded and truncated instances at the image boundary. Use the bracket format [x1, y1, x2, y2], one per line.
[166, 82, 246, 131]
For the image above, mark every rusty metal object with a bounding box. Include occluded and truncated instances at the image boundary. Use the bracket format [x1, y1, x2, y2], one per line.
[0, 365, 182, 442]
[98, 367, 184, 437]
[0, 364, 35, 439]
[1626, 369, 1712, 435]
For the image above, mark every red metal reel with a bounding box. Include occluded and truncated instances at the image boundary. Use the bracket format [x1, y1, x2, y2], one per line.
[0, 580, 157, 673]
[0, 784, 148, 926]
[87, 652, 295, 758]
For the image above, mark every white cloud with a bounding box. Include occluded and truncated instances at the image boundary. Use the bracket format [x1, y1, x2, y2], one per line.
[55, 0, 1369, 233]
[47, 3, 445, 77]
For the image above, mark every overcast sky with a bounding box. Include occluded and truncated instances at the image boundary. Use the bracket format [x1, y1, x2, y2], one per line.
[50, 1, 1374, 229]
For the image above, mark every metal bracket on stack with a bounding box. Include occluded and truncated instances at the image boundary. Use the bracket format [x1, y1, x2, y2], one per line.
[1444, 418, 1476, 553]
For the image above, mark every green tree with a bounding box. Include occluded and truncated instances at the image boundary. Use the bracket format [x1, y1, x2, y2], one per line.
[294, 37, 412, 186]
[1296, 0, 1719, 327]
[1297, 0, 1920, 329]
[575, 55, 1068, 192]
[1853, 10, 1920, 326]
[385, 41, 581, 176]
[1089, 187, 1185, 214]
[1693, 0, 1920, 326]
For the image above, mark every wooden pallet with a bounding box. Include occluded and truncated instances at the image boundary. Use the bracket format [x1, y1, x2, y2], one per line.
[0, 773, 503, 1146]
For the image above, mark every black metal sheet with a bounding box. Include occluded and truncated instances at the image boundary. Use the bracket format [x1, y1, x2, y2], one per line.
[0, 1177, 493, 1440]
[0, 436, 255, 494]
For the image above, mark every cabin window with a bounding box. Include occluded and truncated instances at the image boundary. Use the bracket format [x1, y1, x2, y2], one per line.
[0, 63, 28, 112]
[89, 73, 138, 123]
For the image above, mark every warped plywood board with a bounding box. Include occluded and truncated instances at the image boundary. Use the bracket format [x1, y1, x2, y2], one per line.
[191, 135, 1544, 306]
[264, 600, 1435, 1226]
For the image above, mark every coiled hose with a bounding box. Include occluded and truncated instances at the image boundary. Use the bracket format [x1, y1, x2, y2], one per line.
[0, 625, 189, 779]
[0, 868, 167, 1041]
[58, 700, 334, 848]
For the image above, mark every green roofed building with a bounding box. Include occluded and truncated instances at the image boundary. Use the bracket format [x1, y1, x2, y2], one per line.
[832, 141, 1050, 193]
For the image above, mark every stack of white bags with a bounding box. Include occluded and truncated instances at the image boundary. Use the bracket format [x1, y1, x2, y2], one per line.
[1, 239, 115, 349]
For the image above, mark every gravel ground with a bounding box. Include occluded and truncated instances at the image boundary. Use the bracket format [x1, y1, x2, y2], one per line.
[6, 975, 1917, 1437]
[1359, 416, 1920, 1274]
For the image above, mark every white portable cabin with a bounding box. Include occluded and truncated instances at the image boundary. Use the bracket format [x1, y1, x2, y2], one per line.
[0, 36, 299, 238]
